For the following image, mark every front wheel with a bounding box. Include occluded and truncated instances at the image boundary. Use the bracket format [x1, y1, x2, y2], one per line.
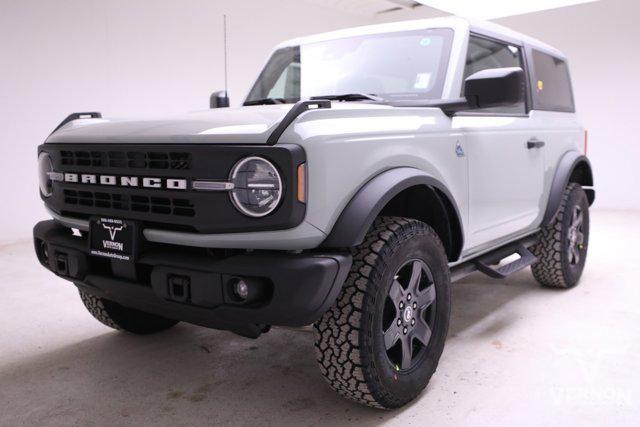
[314, 217, 451, 409]
[79, 290, 179, 334]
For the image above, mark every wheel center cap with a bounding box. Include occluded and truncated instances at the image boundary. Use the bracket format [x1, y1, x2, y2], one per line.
[569, 229, 577, 243]
[403, 306, 413, 323]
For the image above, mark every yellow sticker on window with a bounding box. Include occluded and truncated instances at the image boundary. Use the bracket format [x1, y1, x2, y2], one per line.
[537, 80, 544, 91]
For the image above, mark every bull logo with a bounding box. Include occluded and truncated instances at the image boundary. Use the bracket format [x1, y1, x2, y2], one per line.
[102, 223, 124, 240]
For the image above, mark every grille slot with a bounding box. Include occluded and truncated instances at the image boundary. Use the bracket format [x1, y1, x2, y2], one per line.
[63, 190, 195, 217]
[60, 150, 191, 170]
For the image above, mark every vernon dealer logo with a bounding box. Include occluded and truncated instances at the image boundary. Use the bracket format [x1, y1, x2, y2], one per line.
[99, 218, 126, 252]
[50, 172, 187, 190]
[90, 218, 131, 260]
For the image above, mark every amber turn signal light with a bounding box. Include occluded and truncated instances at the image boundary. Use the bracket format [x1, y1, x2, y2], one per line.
[584, 129, 588, 155]
[297, 163, 307, 203]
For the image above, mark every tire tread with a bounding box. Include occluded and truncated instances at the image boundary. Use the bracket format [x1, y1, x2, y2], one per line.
[531, 183, 583, 288]
[78, 290, 178, 334]
[79, 291, 123, 330]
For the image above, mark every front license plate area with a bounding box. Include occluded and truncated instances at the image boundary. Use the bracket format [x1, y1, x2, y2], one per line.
[89, 217, 138, 262]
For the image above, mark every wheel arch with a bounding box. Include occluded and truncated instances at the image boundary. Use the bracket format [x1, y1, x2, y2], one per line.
[542, 151, 595, 226]
[320, 168, 464, 261]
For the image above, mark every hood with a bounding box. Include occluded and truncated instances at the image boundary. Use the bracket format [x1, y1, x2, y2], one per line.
[45, 102, 444, 145]
[46, 105, 301, 145]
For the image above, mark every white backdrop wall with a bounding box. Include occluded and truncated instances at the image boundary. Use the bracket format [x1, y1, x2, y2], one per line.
[0, 0, 371, 243]
[1, 0, 638, 244]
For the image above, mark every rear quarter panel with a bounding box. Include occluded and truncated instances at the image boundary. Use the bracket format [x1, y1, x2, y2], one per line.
[532, 111, 585, 218]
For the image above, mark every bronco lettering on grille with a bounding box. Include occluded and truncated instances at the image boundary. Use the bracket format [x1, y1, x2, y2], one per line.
[57, 173, 187, 190]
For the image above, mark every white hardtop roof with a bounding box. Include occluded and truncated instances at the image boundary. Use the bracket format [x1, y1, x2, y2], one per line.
[277, 16, 564, 58]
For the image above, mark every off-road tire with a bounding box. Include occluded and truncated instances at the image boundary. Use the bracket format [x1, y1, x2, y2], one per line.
[313, 217, 451, 409]
[79, 290, 179, 334]
[531, 183, 590, 288]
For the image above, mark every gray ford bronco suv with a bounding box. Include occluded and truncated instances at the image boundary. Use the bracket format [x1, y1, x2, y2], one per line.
[34, 17, 594, 408]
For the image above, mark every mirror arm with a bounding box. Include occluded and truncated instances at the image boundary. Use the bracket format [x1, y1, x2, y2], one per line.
[439, 97, 475, 115]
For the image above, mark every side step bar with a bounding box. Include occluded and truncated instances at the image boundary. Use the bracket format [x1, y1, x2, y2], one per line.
[474, 243, 537, 279]
[450, 235, 538, 283]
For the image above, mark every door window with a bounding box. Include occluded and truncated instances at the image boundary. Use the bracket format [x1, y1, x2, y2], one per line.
[462, 36, 526, 114]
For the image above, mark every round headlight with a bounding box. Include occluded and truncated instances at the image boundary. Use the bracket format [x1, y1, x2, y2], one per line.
[38, 152, 54, 197]
[229, 156, 282, 217]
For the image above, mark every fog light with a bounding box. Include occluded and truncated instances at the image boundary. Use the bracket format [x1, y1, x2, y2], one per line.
[226, 276, 269, 305]
[233, 279, 249, 300]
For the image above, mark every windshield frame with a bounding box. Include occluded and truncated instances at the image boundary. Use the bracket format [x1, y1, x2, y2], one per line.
[244, 27, 455, 106]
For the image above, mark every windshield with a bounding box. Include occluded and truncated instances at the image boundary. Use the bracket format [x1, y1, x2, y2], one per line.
[244, 28, 454, 105]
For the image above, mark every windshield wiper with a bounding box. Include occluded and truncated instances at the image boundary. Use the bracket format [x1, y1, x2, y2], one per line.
[311, 93, 384, 102]
[243, 97, 288, 106]
[245, 93, 383, 106]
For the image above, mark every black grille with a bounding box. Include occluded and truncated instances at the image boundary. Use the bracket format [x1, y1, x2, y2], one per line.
[63, 189, 195, 217]
[60, 150, 191, 170]
[43, 143, 306, 234]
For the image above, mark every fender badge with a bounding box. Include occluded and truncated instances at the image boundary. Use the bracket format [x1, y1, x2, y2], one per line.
[455, 141, 465, 157]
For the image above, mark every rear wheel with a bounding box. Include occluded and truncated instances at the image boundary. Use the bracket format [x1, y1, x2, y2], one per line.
[314, 217, 450, 409]
[531, 183, 590, 288]
[79, 290, 179, 334]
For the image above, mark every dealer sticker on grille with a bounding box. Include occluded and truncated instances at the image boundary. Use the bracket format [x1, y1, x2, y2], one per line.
[89, 217, 138, 261]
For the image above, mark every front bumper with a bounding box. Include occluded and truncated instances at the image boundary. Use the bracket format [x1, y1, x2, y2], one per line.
[34, 220, 351, 334]
[46, 207, 327, 250]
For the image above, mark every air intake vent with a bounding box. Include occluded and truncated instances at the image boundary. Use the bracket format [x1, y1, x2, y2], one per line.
[60, 150, 191, 170]
[63, 190, 195, 217]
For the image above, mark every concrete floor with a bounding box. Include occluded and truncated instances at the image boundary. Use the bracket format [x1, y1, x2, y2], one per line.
[1, 210, 639, 426]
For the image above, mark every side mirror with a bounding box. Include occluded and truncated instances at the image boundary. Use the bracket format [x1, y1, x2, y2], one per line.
[210, 90, 230, 108]
[464, 67, 525, 110]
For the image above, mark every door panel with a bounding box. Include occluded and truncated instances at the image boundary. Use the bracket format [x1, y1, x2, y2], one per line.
[454, 116, 545, 250]
[455, 35, 545, 252]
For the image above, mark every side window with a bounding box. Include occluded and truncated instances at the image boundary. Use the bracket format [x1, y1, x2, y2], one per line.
[267, 63, 300, 100]
[462, 36, 525, 114]
[531, 50, 575, 112]
[245, 47, 301, 103]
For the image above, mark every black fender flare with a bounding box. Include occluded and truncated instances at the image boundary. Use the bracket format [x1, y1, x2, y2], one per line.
[320, 168, 464, 259]
[542, 151, 594, 225]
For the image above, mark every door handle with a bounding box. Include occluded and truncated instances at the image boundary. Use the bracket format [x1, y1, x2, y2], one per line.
[527, 138, 545, 149]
